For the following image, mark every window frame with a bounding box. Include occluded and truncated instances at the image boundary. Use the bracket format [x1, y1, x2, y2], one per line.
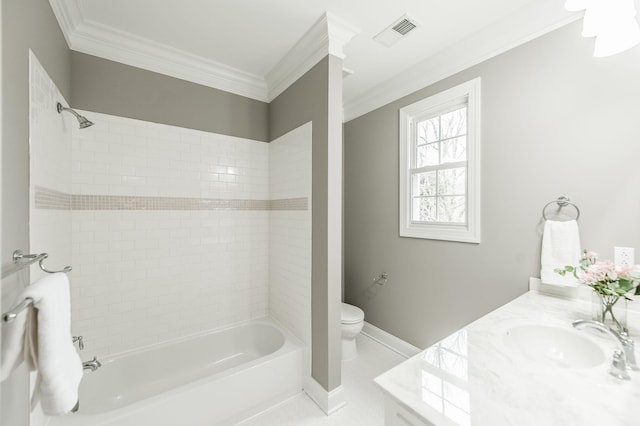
[399, 78, 481, 243]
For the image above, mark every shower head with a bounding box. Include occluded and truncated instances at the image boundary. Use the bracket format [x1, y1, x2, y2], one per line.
[56, 102, 94, 129]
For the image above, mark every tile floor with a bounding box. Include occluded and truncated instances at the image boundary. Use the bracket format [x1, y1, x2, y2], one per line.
[238, 335, 406, 426]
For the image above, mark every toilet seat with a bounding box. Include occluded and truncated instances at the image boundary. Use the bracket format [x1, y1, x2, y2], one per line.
[341, 303, 364, 324]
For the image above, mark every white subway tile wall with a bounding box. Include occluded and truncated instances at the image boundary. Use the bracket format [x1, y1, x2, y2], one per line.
[269, 123, 312, 353]
[71, 210, 269, 355]
[71, 112, 271, 356]
[29, 51, 73, 282]
[71, 111, 269, 199]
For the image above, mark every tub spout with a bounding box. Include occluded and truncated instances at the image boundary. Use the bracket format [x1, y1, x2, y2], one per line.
[82, 356, 101, 372]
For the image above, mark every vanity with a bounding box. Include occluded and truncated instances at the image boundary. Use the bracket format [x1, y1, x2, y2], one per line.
[374, 290, 640, 426]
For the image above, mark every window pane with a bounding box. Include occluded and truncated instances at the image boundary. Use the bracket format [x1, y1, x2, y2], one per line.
[441, 137, 466, 163]
[416, 143, 439, 167]
[417, 118, 439, 144]
[437, 196, 466, 223]
[413, 197, 436, 222]
[441, 107, 467, 139]
[413, 172, 436, 196]
[438, 168, 466, 195]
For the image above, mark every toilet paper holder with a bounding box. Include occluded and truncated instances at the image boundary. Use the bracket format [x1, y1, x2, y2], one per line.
[374, 272, 389, 285]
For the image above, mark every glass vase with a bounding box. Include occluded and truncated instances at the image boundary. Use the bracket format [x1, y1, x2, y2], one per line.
[591, 292, 627, 333]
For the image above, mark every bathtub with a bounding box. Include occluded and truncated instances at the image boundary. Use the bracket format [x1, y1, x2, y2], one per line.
[49, 319, 303, 426]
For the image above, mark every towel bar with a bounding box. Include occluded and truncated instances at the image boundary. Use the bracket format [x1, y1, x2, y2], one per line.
[1, 297, 34, 323]
[1, 249, 72, 323]
[1, 250, 72, 279]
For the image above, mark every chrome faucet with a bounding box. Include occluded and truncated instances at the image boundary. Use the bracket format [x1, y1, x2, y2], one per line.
[82, 356, 101, 372]
[572, 319, 637, 380]
[620, 329, 639, 371]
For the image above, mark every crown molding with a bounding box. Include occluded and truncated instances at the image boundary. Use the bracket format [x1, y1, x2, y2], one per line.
[49, 2, 359, 103]
[71, 20, 269, 101]
[343, 0, 582, 122]
[266, 12, 359, 101]
[50, 0, 578, 115]
[49, 0, 269, 102]
[48, 0, 83, 47]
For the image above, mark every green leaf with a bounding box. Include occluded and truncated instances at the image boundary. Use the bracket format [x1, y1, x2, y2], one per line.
[618, 277, 634, 293]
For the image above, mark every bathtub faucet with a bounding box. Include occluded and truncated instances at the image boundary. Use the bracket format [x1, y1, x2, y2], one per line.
[72, 335, 84, 350]
[82, 356, 102, 372]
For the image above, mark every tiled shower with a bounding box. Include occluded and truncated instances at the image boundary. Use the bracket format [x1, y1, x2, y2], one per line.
[29, 51, 312, 360]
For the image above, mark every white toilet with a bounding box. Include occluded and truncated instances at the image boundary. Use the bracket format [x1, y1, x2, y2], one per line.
[341, 302, 365, 361]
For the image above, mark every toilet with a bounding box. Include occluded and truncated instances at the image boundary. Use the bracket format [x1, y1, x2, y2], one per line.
[341, 302, 365, 361]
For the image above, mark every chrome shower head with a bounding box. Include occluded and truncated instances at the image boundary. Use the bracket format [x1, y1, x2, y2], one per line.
[56, 102, 94, 129]
[78, 116, 94, 129]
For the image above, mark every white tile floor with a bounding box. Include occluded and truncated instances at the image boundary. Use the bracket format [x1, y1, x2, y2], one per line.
[238, 335, 406, 426]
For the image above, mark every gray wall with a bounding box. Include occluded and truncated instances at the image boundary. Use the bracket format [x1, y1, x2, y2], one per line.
[1, 1, 72, 424]
[2, 0, 70, 266]
[71, 52, 269, 142]
[270, 55, 344, 392]
[344, 21, 640, 349]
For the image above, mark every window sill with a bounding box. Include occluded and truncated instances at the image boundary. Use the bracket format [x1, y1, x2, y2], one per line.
[400, 224, 480, 243]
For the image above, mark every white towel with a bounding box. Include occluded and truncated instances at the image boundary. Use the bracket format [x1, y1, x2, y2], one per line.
[540, 220, 582, 287]
[0, 273, 82, 415]
[0, 298, 30, 381]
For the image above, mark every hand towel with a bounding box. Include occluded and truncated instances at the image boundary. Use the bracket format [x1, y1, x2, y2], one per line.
[540, 219, 582, 287]
[1, 273, 83, 415]
[0, 298, 31, 381]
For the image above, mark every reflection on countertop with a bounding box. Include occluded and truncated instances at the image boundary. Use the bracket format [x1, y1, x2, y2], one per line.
[375, 291, 640, 426]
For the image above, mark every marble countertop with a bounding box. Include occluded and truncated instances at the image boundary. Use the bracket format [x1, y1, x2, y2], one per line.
[375, 291, 640, 426]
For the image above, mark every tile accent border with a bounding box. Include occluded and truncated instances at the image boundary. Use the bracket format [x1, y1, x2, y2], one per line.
[34, 186, 308, 211]
[72, 195, 270, 211]
[34, 186, 72, 210]
[270, 198, 308, 211]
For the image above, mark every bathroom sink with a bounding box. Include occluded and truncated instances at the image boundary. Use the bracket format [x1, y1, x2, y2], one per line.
[503, 324, 606, 369]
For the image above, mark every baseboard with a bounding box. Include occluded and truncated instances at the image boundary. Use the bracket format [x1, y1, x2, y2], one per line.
[303, 376, 346, 415]
[361, 321, 421, 359]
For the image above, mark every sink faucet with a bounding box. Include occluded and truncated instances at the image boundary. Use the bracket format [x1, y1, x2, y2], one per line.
[572, 319, 637, 380]
[620, 329, 639, 371]
[82, 356, 101, 372]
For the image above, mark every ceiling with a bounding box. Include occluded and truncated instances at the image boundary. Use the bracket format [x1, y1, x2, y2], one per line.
[50, 0, 579, 120]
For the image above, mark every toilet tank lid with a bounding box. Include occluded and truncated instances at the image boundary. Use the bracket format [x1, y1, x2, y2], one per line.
[341, 303, 364, 323]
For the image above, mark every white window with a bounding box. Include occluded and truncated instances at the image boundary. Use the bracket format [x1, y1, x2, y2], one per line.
[399, 78, 481, 243]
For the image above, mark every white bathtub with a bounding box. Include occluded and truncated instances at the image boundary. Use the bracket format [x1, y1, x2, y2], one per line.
[50, 319, 303, 426]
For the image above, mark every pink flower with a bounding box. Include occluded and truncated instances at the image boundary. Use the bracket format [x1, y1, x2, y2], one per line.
[582, 250, 598, 264]
[562, 249, 640, 294]
[578, 259, 620, 284]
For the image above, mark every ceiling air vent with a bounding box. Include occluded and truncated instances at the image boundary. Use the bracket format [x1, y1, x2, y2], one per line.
[392, 19, 417, 36]
[374, 15, 420, 47]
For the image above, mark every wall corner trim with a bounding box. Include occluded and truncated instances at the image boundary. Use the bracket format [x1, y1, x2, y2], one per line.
[362, 322, 421, 359]
[266, 12, 359, 101]
[303, 376, 346, 415]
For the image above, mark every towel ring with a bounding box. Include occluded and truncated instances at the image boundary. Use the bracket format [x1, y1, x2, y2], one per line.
[542, 196, 580, 221]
